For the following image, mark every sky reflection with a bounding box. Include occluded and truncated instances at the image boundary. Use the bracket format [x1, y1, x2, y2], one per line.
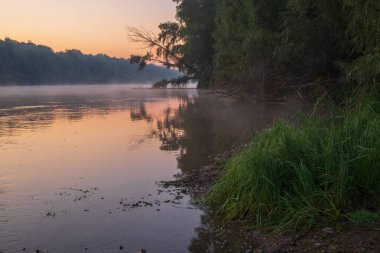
[0, 85, 301, 252]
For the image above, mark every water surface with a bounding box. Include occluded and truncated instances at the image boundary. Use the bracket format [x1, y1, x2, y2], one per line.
[0, 85, 299, 252]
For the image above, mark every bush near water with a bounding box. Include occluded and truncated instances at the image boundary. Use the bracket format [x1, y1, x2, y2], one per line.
[206, 96, 380, 231]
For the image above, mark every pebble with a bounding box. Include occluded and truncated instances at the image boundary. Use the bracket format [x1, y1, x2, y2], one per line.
[322, 227, 334, 234]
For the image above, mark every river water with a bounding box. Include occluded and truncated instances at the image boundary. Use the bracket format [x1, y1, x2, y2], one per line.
[0, 85, 300, 252]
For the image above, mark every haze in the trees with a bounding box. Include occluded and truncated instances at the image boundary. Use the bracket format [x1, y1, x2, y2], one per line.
[0, 38, 179, 85]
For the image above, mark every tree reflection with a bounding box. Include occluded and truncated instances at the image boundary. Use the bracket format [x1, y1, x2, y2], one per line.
[156, 107, 185, 151]
[144, 96, 297, 174]
[129, 95, 302, 253]
[130, 102, 153, 122]
[147, 97, 217, 172]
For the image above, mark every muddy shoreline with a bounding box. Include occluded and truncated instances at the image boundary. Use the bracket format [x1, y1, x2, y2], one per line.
[163, 144, 380, 253]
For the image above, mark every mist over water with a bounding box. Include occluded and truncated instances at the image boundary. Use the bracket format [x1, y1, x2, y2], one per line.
[0, 84, 152, 97]
[0, 84, 299, 252]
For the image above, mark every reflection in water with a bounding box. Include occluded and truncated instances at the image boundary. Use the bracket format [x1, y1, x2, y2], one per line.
[0, 98, 128, 138]
[120, 95, 302, 252]
[130, 102, 153, 122]
[149, 97, 297, 173]
[0, 85, 300, 252]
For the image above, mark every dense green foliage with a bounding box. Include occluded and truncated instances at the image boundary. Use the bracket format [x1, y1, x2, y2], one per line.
[212, 0, 380, 95]
[175, 0, 216, 87]
[133, 0, 379, 95]
[206, 97, 380, 230]
[213, 0, 286, 93]
[0, 38, 178, 85]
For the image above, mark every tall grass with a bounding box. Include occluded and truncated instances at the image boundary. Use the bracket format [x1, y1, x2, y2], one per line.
[206, 97, 380, 231]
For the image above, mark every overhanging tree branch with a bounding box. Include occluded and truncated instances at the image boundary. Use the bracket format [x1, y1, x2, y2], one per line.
[127, 26, 197, 74]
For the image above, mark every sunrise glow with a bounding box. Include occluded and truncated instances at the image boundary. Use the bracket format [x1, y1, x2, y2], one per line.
[0, 0, 177, 58]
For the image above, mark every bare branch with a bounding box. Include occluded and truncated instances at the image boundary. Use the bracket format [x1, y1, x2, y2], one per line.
[127, 26, 197, 73]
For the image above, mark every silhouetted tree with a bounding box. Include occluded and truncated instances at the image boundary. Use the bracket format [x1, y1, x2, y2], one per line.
[128, 0, 216, 88]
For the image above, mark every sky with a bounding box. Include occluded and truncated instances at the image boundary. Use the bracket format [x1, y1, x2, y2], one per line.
[0, 0, 177, 58]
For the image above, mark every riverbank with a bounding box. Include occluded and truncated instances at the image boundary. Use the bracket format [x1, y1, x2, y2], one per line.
[164, 97, 380, 252]
[164, 149, 380, 252]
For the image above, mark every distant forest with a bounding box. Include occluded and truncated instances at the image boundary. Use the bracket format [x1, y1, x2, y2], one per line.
[0, 38, 179, 85]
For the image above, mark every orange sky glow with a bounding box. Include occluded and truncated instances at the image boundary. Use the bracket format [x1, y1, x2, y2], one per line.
[0, 0, 177, 58]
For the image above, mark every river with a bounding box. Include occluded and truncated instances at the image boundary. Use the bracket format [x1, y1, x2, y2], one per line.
[0, 84, 299, 252]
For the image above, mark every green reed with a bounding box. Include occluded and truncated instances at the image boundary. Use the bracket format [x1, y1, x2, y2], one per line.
[206, 97, 380, 231]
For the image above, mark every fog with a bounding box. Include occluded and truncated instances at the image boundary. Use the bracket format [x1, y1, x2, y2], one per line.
[0, 84, 144, 96]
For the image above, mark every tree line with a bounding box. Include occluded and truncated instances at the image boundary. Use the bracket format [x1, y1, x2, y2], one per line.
[130, 0, 379, 99]
[0, 38, 179, 85]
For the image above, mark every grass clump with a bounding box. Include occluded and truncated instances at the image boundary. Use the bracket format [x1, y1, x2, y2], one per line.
[206, 98, 380, 231]
[349, 210, 380, 225]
